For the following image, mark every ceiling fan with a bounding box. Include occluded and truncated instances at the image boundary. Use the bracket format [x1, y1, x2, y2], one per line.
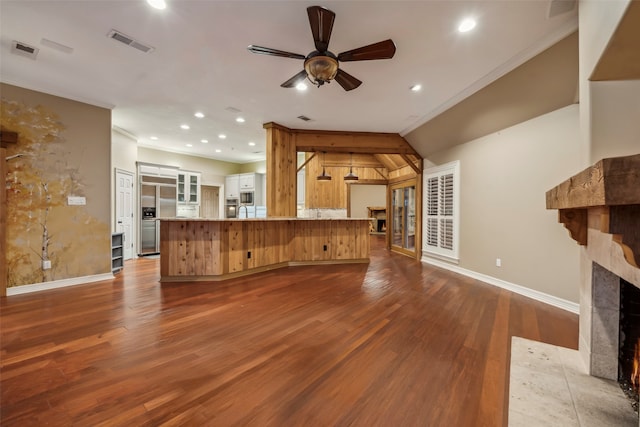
[247, 5, 396, 91]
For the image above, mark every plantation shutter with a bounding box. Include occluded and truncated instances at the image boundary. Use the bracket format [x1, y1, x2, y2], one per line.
[423, 162, 459, 261]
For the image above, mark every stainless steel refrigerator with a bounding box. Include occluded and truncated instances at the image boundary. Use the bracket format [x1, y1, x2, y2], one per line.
[139, 176, 177, 255]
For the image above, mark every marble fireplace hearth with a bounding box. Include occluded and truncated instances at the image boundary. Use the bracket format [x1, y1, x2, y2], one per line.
[509, 154, 640, 426]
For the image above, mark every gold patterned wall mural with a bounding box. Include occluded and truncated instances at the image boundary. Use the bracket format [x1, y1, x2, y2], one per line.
[1, 97, 110, 287]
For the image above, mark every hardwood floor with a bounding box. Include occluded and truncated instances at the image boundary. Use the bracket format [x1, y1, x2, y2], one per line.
[0, 236, 578, 426]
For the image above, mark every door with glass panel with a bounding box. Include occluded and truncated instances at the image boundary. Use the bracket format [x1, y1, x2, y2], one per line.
[390, 182, 416, 255]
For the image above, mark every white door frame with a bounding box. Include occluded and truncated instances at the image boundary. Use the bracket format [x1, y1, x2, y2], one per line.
[115, 168, 135, 260]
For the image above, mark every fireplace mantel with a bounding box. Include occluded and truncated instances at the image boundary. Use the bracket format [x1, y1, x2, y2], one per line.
[546, 153, 640, 269]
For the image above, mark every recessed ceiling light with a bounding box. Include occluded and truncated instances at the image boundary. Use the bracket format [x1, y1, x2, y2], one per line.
[410, 84, 422, 92]
[185, 143, 193, 147]
[180, 124, 190, 130]
[218, 134, 226, 139]
[296, 83, 308, 91]
[201, 139, 208, 143]
[215, 149, 222, 153]
[458, 18, 476, 33]
[150, 136, 158, 140]
[194, 112, 205, 118]
[248, 141, 256, 146]
[146, 0, 166, 10]
[236, 117, 245, 123]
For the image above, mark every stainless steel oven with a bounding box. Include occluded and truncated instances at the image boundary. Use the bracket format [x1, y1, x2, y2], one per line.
[226, 198, 238, 218]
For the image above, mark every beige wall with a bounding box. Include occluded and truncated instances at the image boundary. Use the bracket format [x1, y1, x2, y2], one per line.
[350, 185, 386, 219]
[111, 128, 137, 234]
[1, 83, 111, 287]
[239, 160, 266, 174]
[136, 146, 241, 186]
[112, 128, 137, 175]
[579, 0, 633, 165]
[426, 104, 581, 302]
[589, 80, 640, 162]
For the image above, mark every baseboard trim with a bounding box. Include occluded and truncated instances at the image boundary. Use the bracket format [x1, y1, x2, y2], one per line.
[421, 256, 579, 314]
[6, 273, 115, 296]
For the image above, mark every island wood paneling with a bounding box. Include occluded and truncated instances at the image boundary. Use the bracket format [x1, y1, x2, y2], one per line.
[160, 219, 369, 281]
[160, 220, 223, 277]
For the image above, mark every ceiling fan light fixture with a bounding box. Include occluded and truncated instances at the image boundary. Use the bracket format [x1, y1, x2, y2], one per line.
[304, 54, 338, 86]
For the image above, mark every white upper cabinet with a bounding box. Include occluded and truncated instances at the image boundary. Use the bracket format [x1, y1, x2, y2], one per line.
[178, 171, 201, 204]
[225, 174, 240, 199]
[239, 173, 255, 190]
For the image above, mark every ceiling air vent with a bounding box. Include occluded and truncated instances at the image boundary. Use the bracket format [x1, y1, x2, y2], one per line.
[107, 29, 154, 53]
[297, 115, 313, 122]
[11, 41, 39, 59]
[225, 107, 242, 113]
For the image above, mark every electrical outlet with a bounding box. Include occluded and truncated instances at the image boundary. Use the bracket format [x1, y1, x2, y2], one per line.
[323, 245, 327, 251]
[247, 251, 251, 259]
[42, 260, 52, 270]
[496, 258, 501, 267]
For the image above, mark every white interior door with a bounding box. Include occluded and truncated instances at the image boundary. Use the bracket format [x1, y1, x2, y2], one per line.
[115, 169, 134, 260]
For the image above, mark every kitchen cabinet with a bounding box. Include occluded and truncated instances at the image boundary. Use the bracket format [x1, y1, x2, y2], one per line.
[239, 173, 255, 190]
[178, 171, 201, 204]
[226, 173, 264, 203]
[225, 174, 240, 199]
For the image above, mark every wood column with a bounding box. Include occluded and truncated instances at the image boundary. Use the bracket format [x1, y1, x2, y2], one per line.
[264, 122, 297, 217]
[1, 146, 6, 296]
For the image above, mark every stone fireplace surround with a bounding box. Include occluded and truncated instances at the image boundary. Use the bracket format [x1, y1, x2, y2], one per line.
[510, 154, 640, 425]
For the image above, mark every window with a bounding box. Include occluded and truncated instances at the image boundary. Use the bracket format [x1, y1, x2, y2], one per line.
[423, 161, 459, 262]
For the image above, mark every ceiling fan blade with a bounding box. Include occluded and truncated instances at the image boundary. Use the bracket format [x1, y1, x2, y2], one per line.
[337, 39, 396, 62]
[334, 69, 362, 91]
[307, 6, 335, 52]
[247, 45, 306, 60]
[281, 70, 309, 88]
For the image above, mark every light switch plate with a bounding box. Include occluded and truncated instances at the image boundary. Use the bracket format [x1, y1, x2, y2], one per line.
[67, 196, 86, 206]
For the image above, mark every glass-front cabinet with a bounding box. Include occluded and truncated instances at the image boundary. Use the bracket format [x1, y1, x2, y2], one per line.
[390, 180, 417, 256]
[177, 171, 201, 204]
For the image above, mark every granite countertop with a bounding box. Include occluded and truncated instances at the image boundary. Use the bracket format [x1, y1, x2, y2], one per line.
[159, 217, 372, 221]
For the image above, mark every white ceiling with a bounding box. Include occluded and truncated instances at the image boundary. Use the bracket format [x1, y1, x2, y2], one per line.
[0, 0, 577, 164]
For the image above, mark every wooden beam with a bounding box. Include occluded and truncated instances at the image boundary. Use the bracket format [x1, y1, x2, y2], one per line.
[265, 125, 297, 217]
[558, 209, 588, 246]
[297, 152, 316, 173]
[546, 153, 640, 209]
[292, 129, 420, 156]
[373, 168, 388, 180]
[323, 153, 384, 168]
[400, 153, 421, 175]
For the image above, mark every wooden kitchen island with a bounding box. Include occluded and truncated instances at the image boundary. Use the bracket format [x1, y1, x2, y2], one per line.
[159, 218, 371, 282]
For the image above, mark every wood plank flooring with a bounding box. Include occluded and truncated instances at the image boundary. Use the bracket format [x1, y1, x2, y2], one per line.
[0, 236, 578, 426]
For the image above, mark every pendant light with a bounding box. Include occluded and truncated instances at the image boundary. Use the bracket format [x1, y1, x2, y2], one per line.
[317, 151, 332, 181]
[343, 152, 359, 181]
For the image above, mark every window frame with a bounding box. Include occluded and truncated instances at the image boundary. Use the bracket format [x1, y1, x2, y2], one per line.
[422, 160, 460, 263]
